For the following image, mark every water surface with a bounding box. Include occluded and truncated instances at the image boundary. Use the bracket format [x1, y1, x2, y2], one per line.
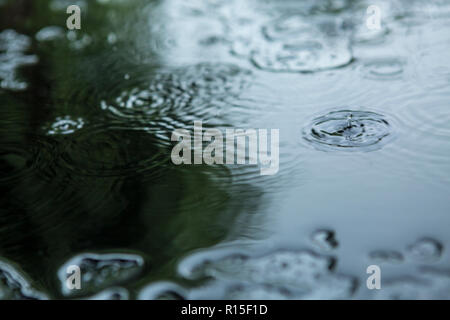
[1, 0, 450, 299]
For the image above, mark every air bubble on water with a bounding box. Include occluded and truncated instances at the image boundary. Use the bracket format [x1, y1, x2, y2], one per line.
[57, 252, 144, 297]
[407, 238, 443, 262]
[311, 229, 338, 251]
[180, 249, 356, 299]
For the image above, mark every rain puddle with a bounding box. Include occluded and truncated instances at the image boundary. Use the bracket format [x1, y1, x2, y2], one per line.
[0, 0, 450, 300]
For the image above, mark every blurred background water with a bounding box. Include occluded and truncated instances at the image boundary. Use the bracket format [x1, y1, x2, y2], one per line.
[0, 0, 450, 299]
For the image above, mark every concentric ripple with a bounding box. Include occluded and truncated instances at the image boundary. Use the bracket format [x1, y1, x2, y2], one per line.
[45, 116, 85, 135]
[227, 12, 353, 73]
[251, 38, 352, 73]
[360, 58, 405, 80]
[303, 110, 394, 151]
[57, 123, 170, 178]
[101, 63, 252, 130]
[0, 136, 57, 184]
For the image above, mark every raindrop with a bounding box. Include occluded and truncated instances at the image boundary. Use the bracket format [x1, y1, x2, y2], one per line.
[303, 109, 394, 151]
[45, 116, 85, 135]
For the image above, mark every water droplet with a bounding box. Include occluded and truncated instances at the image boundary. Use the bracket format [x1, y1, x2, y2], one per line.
[303, 109, 394, 151]
[311, 229, 338, 251]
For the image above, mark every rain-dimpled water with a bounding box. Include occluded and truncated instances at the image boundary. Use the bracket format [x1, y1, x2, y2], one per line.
[0, 0, 450, 300]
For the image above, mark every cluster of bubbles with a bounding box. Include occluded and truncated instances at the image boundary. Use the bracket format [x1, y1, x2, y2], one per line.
[57, 252, 144, 297]
[135, 231, 448, 300]
[368, 237, 447, 299]
[0, 235, 445, 299]
[0, 252, 145, 299]
[171, 0, 406, 152]
[138, 229, 351, 300]
[370, 238, 443, 265]
[151, 249, 356, 300]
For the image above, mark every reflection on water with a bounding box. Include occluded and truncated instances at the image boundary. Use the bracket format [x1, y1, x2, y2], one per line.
[0, 0, 450, 299]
